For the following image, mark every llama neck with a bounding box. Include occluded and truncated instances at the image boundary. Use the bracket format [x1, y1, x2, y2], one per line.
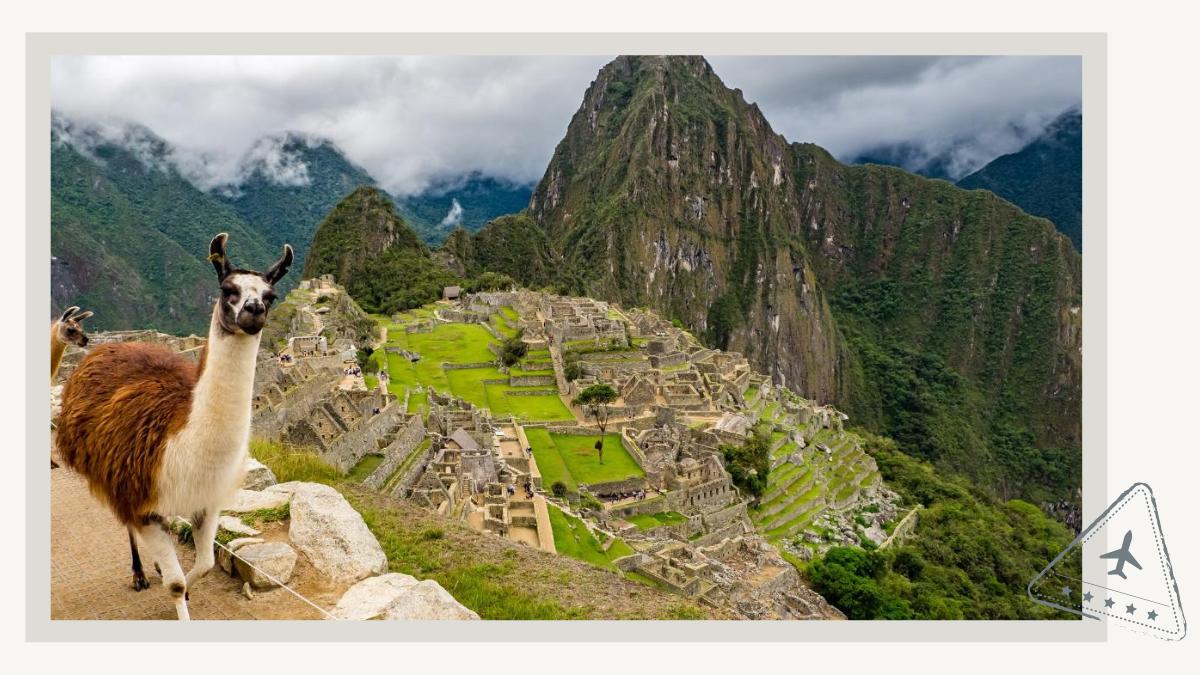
[50, 324, 66, 382]
[186, 306, 261, 444]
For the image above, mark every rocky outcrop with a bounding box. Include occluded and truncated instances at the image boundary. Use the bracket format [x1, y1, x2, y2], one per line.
[329, 573, 480, 621]
[268, 481, 388, 583]
[242, 457, 278, 490]
[234, 542, 298, 590]
[225, 488, 290, 513]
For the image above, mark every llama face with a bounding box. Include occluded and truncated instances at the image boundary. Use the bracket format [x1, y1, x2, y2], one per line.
[208, 233, 293, 337]
[56, 306, 93, 347]
[219, 273, 278, 336]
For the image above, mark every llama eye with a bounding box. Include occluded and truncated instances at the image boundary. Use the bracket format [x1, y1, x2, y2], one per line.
[263, 292, 276, 304]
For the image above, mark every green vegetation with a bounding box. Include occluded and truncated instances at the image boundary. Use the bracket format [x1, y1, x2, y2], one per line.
[525, 430, 643, 493]
[958, 109, 1081, 251]
[573, 383, 619, 463]
[249, 438, 342, 484]
[50, 117, 278, 335]
[805, 433, 1078, 619]
[721, 425, 771, 498]
[498, 331, 528, 366]
[625, 511, 687, 530]
[378, 313, 572, 421]
[547, 505, 636, 572]
[347, 453, 385, 482]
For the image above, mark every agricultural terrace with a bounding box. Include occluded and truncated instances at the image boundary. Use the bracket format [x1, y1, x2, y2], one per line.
[524, 429, 644, 494]
[546, 504, 635, 572]
[375, 306, 574, 421]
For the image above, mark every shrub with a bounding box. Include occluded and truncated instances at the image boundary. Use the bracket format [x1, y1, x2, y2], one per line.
[499, 331, 528, 366]
[551, 481, 568, 499]
[720, 426, 771, 498]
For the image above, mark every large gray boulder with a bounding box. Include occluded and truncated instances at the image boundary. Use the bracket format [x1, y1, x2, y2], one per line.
[234, 542, 298, 590]
[242, 457, 278, 490]
[270, 481, 387, 583]
[329, 573, 479, 620]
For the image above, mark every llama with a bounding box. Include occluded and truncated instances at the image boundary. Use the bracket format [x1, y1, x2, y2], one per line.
[51, 306, 93, 383]
[56, 233, 292, 620]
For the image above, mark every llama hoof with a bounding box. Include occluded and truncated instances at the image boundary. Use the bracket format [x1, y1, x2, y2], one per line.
[132, 572, 151, 591]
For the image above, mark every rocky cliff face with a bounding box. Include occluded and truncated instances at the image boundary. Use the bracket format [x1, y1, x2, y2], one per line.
[526, 55, 849, 402]
[470, 55, 1082, 504]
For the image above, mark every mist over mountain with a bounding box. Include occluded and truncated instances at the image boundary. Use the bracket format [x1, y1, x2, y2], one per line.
[396, 172, 534, 244]
[50, 114, 276, 335]
[957, 109, 1083, 250]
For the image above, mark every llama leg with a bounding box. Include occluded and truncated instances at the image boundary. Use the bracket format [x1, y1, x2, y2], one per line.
[184, 509, 217, 598]
[137, 522, 190, 620]
[128, 526, 150, 591]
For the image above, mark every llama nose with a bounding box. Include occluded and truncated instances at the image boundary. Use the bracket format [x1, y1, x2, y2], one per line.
[244, 301, 266, 316]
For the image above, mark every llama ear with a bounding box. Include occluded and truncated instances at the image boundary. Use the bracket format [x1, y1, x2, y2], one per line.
[73, 310, 93, 322]
[208, 233, 232, 280]
[264, 244, 294, 285]
[60, 306, 80, 322]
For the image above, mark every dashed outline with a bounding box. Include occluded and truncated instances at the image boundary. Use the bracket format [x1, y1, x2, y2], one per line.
[1028, 483, 1186, 640]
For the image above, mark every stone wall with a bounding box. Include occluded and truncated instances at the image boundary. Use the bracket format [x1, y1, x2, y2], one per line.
[251, 369, 342, 440]
[362, 416, 428, 491]
[509, 375, 556, 387]
[324, 403, 408, 471]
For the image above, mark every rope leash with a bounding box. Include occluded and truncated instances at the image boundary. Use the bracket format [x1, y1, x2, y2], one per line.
[176, 516, 339, 620]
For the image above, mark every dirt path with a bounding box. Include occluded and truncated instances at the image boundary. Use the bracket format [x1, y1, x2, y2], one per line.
[50, 459, 325, 620]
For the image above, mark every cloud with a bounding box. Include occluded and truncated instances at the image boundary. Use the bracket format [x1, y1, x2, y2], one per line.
[51, 55, 1080, 193]
[51, 55, 610, 195]
[440, 199, 464, 228]
[708, 55, 1081, 178]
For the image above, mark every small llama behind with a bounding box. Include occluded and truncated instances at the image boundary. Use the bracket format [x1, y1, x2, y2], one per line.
[51, 306, 92, 383]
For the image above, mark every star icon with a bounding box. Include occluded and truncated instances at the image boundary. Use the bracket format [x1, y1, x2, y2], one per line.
[1126, 603, 1137, 615]
[1083, 591, 1094, 603]
[1147, 610, 1158, 621]
[1061, 586, 1072, 597]
[1104, 597, 1115, 608]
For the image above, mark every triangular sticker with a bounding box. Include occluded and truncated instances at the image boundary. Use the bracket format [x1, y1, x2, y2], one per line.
[1029, 483, 1186, 640]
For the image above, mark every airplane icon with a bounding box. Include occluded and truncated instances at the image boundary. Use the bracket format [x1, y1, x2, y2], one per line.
[1100, 529, 1143, 580]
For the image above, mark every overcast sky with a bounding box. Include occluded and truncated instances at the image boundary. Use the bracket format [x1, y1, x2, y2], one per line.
[51, 55, 1080, 195]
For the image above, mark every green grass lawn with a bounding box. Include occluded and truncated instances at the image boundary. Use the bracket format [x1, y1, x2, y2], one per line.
[404, 323, 496, 363]
[547, 505, 635, 572]
[527, 431, 644, 490]
[485, 387, 573, 421]
[490, 312, 519, 338]
[523, 428, 577, 493]
[625, 511, 688, 530]
[548, 504, 616, 570]
[347, 454, 385, 482]
[376, 308, 572, 422]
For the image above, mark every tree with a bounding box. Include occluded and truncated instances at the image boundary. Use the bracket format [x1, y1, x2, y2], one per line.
[355, 346, 373, 370]
[573, 383, 618, 464]
[499, 331, 528, 367]
[563, 352, 582, 381]
[720, 425, 771, 498]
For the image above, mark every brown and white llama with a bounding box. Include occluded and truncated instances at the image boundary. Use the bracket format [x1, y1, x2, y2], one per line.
[51, 306, 93, 383]
[56, 233, 292, 620]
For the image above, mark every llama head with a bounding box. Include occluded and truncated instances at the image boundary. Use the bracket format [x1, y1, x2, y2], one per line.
[55, 306, 93, 347]
[208, 233, 293, 336]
